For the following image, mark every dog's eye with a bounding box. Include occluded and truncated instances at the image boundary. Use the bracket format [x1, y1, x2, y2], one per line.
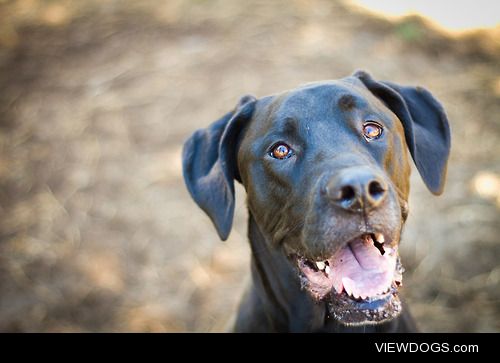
[270, 143, 293, 159]
[363, 122, 383, 141]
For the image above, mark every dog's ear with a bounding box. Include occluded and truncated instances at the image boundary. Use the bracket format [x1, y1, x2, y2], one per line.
[182, 96, 256, 240]
[354, 70, 451, 195]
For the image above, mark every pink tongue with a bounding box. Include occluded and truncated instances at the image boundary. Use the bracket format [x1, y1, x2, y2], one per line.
[329, 236, 396, 298]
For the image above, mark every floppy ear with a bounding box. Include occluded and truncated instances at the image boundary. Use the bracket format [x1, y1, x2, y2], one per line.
[354, 71, 451, 195]
[182, 96, 256, 240]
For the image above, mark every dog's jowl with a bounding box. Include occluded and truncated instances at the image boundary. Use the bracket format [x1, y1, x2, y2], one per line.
[182, 71, 451, 332]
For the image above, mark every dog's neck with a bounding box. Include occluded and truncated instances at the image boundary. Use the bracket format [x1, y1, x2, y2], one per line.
[238, 213, 411, 332]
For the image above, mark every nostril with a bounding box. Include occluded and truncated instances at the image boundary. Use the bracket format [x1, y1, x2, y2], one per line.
[368, 180, 386, 200]
[339, 185, 356, 203]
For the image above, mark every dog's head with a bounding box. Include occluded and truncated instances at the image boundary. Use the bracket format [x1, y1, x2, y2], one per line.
[182, 71, 450, 326]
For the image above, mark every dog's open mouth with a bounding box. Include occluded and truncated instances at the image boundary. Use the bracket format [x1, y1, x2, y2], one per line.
[292, 233, 404, 325]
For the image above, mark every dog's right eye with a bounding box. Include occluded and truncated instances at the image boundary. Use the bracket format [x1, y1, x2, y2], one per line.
[269, 143, 294, 159]
[363, 121, 383, 141]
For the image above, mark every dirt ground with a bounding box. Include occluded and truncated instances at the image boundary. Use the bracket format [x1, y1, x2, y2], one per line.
[0, 0, 499, 332]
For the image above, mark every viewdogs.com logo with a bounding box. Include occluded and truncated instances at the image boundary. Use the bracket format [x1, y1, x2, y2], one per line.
[375, 343, 479, 353]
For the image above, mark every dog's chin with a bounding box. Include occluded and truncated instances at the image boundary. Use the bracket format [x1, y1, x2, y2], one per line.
[288, 233, 405, 326]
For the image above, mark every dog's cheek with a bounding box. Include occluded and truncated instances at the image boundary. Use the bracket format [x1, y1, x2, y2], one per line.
[385, 129, 412, 201]
[242, 165, 285, 236]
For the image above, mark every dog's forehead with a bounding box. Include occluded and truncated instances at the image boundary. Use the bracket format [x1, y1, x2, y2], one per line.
[253, 77, 380, 127]
[280, 78, 366, 108]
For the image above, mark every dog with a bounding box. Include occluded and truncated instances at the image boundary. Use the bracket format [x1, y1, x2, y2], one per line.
[182, 71, 450, 332]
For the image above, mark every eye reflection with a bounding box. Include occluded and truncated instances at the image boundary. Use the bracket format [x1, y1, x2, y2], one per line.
[270, 143, 293, 159]
[363, 122, 383, 141]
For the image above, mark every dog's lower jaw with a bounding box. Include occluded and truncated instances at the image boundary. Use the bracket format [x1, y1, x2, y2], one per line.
[231, 213, 417, 333]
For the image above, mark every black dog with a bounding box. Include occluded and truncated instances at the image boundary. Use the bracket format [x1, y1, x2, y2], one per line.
[182, 71, 450, 332]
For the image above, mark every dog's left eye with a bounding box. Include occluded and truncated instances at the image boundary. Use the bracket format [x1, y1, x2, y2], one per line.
[363, 122, 383, 141]
[269, 143, 294, 159]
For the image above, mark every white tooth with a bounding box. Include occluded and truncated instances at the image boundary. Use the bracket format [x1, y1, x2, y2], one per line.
[342, 277, 354, 297]
[325, 265, 331, 274]
[315, 261, 325, 270]
[352, 290, 360, 299]
[375, 233, 385, 243]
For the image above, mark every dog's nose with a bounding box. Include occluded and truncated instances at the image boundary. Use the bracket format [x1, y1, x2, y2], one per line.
[325, 167, 388, 212]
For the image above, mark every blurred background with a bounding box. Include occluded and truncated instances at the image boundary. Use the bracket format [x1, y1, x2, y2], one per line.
[0, 0, 499, 332]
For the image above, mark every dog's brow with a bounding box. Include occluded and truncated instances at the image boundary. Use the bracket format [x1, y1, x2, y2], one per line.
[337, 94, 356, 111]
[281, 117, 298, 135]
[273, 116, 300, 136]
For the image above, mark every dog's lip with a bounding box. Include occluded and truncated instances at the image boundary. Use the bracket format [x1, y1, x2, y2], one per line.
[327, 288, 403, 326]
[286, 229, 397, 262]
[287, 232, 404, 325]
